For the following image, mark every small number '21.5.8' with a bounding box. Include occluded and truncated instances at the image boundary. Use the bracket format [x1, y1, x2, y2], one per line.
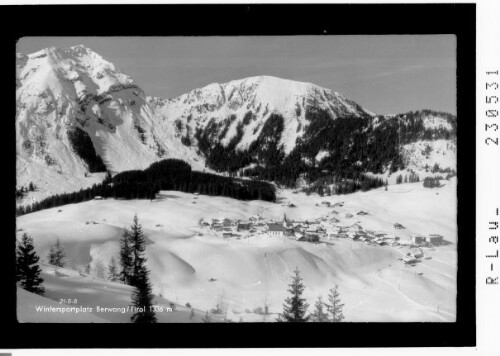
[486, 70, 499, 145]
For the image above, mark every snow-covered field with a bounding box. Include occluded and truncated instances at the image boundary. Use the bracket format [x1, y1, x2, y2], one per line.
[16, 178, 457, 322]
[17, 265, 212, 323]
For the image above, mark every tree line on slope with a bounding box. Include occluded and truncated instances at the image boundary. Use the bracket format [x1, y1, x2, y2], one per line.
[16, 182, 37, 199]
[193, 108, 456, 191]
[423, 176, 444, 188]
[16, 159, 276, 216]
[301, 172, 387, 196]
[195, 112, 283, 173]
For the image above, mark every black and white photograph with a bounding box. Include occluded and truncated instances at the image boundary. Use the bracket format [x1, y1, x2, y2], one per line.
[14, 34, 459, 324]
[0, 1, 484, 351]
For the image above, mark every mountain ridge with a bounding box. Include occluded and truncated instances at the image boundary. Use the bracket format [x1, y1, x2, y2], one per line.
[16, 45, 456, 204]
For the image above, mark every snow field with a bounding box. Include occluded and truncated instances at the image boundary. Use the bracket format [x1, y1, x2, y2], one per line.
[17, 178, 457, 322]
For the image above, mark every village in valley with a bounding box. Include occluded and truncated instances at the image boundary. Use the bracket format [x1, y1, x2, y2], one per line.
[197, 195, 446, 268]
[16, 179, 458, 322]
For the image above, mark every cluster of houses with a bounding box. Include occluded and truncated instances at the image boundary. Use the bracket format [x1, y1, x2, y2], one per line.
[315, 221, 405, 247]
[201, 214, 332, 242]
[200, 213, 400, 245]
[201, 215, 268, 239]
[267, 215, 322, 242]
[198, 209, 446, 251]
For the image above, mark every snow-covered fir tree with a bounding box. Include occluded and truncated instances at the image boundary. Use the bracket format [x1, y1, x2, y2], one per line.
[276, 267, 309, 322]
[326, 285, 345, 322]
[47, 238, 65, 267]
[202, 311, 212, 323]
[108, 256, 120, 282]
[310, 296, 329, 322]
[16, 233, 45, 295]
[128, 214, 157, 323]
[119, 229, 134, 285]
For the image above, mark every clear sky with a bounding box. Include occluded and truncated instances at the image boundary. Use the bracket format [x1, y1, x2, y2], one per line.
[17, 36, 456, 115]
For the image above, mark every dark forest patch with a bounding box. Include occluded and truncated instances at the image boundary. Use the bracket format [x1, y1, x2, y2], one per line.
[67, 127, 106, 172]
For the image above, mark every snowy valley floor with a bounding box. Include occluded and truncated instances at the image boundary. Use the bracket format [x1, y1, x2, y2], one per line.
[16, 179, 457, 322]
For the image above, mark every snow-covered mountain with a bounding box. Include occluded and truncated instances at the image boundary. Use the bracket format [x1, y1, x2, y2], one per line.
[16, 45, 457, 204]
[150, 75, 373, 154]
[151, 80, 456, 179]
[16, 45, 204, 202]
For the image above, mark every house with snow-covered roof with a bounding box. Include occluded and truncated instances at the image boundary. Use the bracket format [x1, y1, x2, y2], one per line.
[304, 231, 320, 242]
[268, 223, 286, 237]
[426, 234, 443, 245]
[410, 234, 425, 245]
[237, 222, 252, 231]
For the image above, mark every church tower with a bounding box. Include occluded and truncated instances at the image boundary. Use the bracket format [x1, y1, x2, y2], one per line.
[283, 213, 290, 228]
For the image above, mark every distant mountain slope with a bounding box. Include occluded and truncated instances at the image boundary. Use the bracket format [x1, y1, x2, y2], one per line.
[150, 75, 374, 154]
[150, 77, 455, 183]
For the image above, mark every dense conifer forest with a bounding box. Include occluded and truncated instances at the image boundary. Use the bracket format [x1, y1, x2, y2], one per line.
[16, 159, 276, 216]
[192, 108, 456, 190]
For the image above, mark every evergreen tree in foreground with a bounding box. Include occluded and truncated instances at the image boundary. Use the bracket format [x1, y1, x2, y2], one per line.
[47, 238, 65, 267]
[128, 214, 157, 323]
[129, 214, 146, 286]
[119, 229, 134, 285]
[16, 233, 45, 295]
[326, 285, 345, 322]
[276, 267, 310, 322]
[108, 256, 120, 282]
[130, 264, 157, 323]
[202, 311, 212, 323]
[310, 296, 329, 322]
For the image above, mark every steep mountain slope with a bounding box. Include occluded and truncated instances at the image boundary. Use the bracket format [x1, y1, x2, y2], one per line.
[151, 75, 456, 184]
[16, 45, 204, 202]
[399, 113, 457, 172]
[151, 75, 374, 155]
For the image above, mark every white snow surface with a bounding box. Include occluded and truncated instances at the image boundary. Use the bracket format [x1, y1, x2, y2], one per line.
[422, 115, 453, 131]
[17, 267, 211, 323]
[315, 150, 331, 163]
[401, 139, 457, 172]
[17, 180, 457, 322]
